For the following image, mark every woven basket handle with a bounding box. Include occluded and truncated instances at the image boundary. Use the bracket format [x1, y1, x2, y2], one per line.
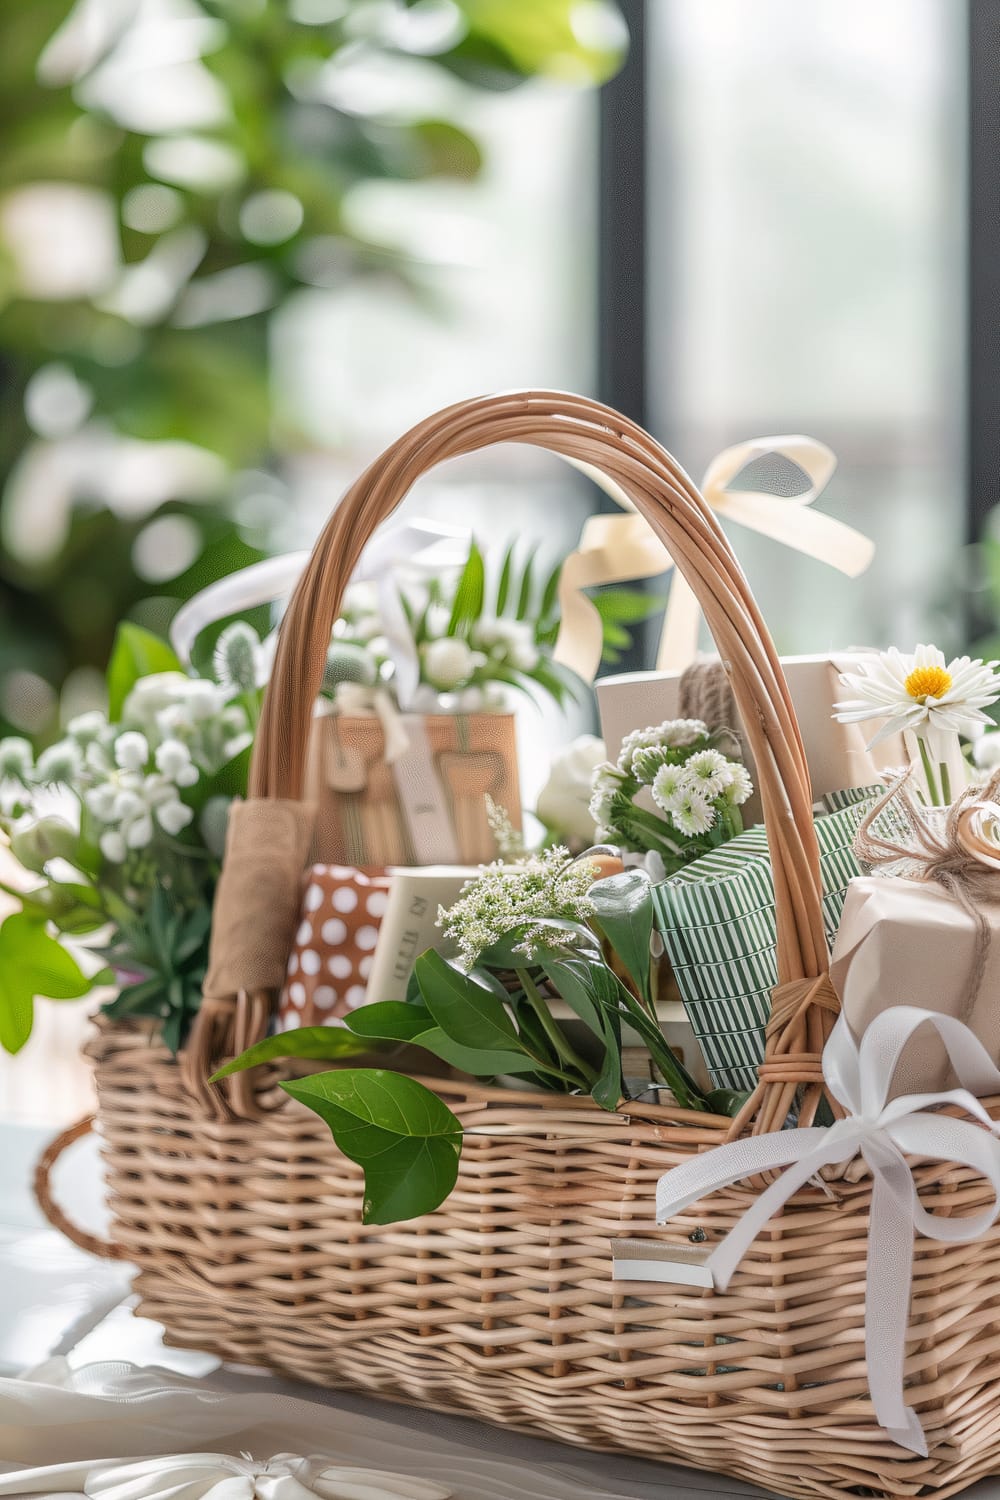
[195, 393, 834, 1130]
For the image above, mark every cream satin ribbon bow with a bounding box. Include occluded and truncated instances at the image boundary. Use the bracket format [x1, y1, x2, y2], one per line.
[0, 1449, 452, 1498]
[655, 1005, 1000, 1457]
[552, 436, 874, 682]
[169, 520, 469, 710]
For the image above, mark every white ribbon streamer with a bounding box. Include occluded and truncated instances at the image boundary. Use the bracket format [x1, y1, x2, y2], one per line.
[169, 521, 469, 711]
[655, 1005, 1000, 1457]
[0, 1449, 451, 1498]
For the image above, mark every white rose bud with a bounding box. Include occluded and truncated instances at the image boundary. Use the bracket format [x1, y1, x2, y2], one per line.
[536, 734, 607, 842]
[422, 636, 478, 692]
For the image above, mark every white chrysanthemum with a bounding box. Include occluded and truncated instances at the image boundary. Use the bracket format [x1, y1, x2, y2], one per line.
[114, 731, 149, 772]
[0, 737, 33, 783]
[155, 738, 199, 787]
[214, 621, 263, 694]
[651, 763, 686, 813]
[618, 726, 664, 775]
[684, 748, 730, 799]
[588, 762, 624, 825]
[156, 798, 194, 836]
[672, 791, 716, 837]
[834, 644, 1000, 747]
[724, 762, 754, 805]
[66, 710, 107, 747]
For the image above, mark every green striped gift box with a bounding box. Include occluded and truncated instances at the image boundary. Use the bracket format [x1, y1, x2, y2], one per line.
[652, 793, 876, 1092]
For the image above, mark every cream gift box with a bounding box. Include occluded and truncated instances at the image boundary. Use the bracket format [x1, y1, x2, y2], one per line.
[830, 874, 1000, 1097]
[597, 653, 910, 812]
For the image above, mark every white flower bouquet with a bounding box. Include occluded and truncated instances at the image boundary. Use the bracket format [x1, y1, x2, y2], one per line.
[0, 621, 265, 1053]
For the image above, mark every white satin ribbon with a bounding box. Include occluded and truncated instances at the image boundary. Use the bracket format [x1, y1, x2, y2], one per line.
[169, 520, 468, 711]
[654, 1005, 1000, 1457]
[553, 436, 874, 681]
[0, 1449, 451, 1499]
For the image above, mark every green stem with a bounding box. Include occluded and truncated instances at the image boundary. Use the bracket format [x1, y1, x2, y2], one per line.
[515, 967, 598, 1088]
[613, 980, 707, 1111]
[918, 735, 941, 806]
[940, 759, 952, 805]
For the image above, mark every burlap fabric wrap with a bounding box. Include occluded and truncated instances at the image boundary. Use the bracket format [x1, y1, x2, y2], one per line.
[34, 392, 1000, 1500]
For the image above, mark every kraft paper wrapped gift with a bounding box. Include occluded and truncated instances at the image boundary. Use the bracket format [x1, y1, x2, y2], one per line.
[652, 799, 869, 1091]
[305, 710, 521, 869]
[830, 875, 1000, 1097]
[597, 654, 910, 811]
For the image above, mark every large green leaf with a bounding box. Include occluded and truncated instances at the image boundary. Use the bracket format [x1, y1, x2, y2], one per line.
[588, 870, 654, 1005]
[453, 0, 628, 85]
[107, 623, 183, 719]
[0, 913, 92, 1053]
[282, 1069, 463, 1224]
[210, 1025, 375, 1082]
[414, 949, 521, 1049]
[412, 1024, 543, 1077]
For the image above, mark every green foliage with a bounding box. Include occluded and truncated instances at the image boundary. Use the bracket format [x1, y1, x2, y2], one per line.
[100, 889, 212, 1053]
[0, 911, 93, 1053]
[106, 624, 184, 719]
[0, 0, 626, 734]
[587, 869, 654, 1005]
[210, 1024, 375, 1080]
[282, 1070, 463, 1225]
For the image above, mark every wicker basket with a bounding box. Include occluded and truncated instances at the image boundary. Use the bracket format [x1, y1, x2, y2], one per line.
[38, 392, 1000, 1500]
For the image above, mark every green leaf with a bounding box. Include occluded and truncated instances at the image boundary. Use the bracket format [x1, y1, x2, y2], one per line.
[345, 1001, 435, 1043]
[588, 870, 654, 1005]
[593, 587, 669, 624]
[414, 949, 521, 1051]
[210, 1025, 375, 1082]
[515, 549, 537, 620]
[414, 1025, 543, 1077]
[107, 623, 183, 719]
[495, 543, 515, 615]
[539, 558, 562, 622]
[282, 1069, 463, 1224]
[542, 956, 622, 1110]
[705, 1088, 752, 1118]
[0, 913, 92, 1054]
[447, 542, 486, 633]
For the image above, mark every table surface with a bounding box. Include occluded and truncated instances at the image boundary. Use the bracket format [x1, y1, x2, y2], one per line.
[3, 1121, 999, 1500]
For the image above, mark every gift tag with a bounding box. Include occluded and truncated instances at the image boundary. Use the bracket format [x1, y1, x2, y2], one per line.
[610, 1238, 713, 1287]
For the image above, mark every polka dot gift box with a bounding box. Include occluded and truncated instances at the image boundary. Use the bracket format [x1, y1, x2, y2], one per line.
[278, 865, 392, 1030]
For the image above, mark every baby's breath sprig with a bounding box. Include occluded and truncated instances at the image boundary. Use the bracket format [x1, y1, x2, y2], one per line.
[438, 845, 599, 969]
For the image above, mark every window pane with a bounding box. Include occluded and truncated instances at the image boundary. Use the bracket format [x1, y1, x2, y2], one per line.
[648, 0, 967, 652]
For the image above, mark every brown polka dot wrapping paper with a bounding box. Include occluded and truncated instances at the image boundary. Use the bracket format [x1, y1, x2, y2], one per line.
[278, 865, 392, 1030]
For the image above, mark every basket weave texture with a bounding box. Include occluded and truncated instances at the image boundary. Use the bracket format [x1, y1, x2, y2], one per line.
[75, 394, 1000, 1500]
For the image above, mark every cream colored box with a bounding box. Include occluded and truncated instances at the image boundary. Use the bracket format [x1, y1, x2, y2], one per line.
[597, 653, 907, 808]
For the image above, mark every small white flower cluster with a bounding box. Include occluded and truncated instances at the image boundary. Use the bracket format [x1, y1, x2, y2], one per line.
[0, 672, 252, 867]
[438, 845, 599, 969]
[588, 718, 752, 857]
[651, 748, 752, 837]
[471, 617, 540, 673]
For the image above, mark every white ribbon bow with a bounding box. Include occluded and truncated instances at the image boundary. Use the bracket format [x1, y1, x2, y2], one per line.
[553, 435, 874, 682]
[655, 1005, 1000, 1457]
[169, 520, 469, 711]
[0, 1449, 452, 1499]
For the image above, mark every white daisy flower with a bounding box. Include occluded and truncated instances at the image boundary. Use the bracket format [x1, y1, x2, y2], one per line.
[684, 748, 730, 799]
[833, 645, 1000, 748]
[672, 792, 716, 837]
[651, 763, 686, 813]
[114, 731, 150, 772]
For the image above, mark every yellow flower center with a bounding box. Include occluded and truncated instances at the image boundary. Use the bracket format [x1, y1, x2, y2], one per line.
[904, 664, 952, 702]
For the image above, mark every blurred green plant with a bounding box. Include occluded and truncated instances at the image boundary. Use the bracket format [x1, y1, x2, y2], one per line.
[0, 0, 626, 737]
